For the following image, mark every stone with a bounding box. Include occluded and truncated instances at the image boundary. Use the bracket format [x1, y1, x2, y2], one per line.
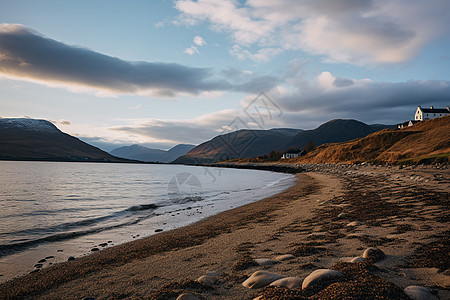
[197, 275, 215, 286]
[274, 254, 295, 261]
[337, 213, 347, 219]
[350, 256, 365, 263]
[176, 293, 200, 300]
[404, 286, 439, 300]
[242, 270, 285, 289]
[302, 269, 343, 290]
[346, 221, 363, 227]
[155, 229, 163, 232]
[206, 270, 218, 277]
[91, 247, 100, 252]
[45, 256, 55, 259]
[68, 256, 75, 261]
[37, 259, 46, 263]
[255, 258, 279, 266]
[362, 247, 385, 262]
[270, 277, 303, 289]
[34, 263, 43, 268]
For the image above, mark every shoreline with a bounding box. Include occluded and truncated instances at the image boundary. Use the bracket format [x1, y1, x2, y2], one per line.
[1, 164, 449, 299]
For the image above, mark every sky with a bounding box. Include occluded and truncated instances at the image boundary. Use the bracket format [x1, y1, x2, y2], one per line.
[0, 0, 449, 151]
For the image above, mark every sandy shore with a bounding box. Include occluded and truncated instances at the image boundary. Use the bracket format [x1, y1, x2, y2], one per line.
[1, 164, 449, 299]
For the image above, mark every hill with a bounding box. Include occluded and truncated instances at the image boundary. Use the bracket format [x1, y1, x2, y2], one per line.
[173, 128, 303, 164]
[291, 116, 450, 164]
[0, 118, 131, 162]
[287, 119, 394, 149]
[110, 144, 195, 163]
[174, 119, 393, 164]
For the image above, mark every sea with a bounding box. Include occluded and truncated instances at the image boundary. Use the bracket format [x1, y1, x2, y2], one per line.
[0, 161, 295, 282]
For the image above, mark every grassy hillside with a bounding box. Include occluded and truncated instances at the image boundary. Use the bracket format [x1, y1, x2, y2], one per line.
[290, 116, 449, 164]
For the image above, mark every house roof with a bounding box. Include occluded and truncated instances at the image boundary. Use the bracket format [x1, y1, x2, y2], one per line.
[420, 108, 449, 113]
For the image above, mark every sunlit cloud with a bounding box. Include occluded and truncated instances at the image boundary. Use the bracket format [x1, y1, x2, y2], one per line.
[175, 0, 450, 65]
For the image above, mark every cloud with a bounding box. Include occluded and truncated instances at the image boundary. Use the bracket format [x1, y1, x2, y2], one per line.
[193, 35, 206, 46]
[229, 45, 283, 62]
[0, 24, 279, 96]
[175, 0, 450, 65]
[184, 46, 199, 55]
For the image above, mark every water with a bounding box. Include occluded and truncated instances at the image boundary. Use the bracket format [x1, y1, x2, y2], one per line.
[0, 161, 295, 282]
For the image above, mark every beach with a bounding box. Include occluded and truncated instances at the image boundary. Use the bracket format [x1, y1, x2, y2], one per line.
[1, 164, 449, 299]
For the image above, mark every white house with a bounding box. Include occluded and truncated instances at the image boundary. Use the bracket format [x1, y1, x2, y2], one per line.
[415, 106, 449, 121]
[281, 149, 305, 159]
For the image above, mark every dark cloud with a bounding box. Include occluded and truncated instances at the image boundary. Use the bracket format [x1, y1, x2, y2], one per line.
[0, 24, 274, 96]
[277, 79, 450, 126]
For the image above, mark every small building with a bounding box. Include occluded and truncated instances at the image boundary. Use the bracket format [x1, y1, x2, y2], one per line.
[397, 120, 420, 129]
[281, 149, 305, 159]
[415, 106, 449, 121]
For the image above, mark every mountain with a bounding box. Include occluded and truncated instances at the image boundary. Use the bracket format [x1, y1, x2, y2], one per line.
[0, 118, 131, 162]
[174, 120, 394, 164]
[291, 116, 450, 164]
[287, 119, 395, 149]
[173, 128, 303, 164]
[110, 144, 195, 163]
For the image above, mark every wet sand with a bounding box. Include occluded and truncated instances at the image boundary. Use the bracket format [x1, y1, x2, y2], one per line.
[1, 164, 449, 299]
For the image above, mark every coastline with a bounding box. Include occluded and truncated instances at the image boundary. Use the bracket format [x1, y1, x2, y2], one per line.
[1, 164, 449, 299]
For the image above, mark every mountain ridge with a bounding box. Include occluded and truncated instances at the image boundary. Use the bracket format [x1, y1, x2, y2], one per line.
[0, 118, 133, 163]
[110, 144, 195, 163]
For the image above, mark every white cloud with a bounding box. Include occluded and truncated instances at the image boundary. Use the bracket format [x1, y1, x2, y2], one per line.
[229, 45, 283, 62]
[175, 0, 450, 65]
[184, 46, 199, 55]
[193, 35, 206, 46]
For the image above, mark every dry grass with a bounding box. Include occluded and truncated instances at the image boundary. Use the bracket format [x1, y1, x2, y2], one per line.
[291, 116, 450, 164]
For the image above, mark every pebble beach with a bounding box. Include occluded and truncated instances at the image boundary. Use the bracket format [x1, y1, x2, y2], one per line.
[1, 164, 449, 299]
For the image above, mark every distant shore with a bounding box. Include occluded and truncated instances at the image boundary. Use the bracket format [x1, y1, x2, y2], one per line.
[1, 164, 449, 299]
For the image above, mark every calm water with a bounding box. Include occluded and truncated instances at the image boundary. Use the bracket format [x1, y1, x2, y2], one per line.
[0, 161, 294, 281]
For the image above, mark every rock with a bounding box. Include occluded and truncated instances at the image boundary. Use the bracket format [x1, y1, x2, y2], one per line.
[350, 256, 365, 263]
[91, 247, 100, 252]
[34, 264, 43, 268]
[155, 229, 163, 232]
[270, 277, 303, 289]
[176, 293, 200, 300]
[362, 247, 385, 262]
[45, 256, 55, 259]
[255, 258, 279, 266]
[274, 254, 295, 261]
[206, 270, 218, 277]
[346, 221, 363, 227]
[242, 270, 285, 289]
[68, 256, 75, 261]
[404, 286, 438, 300]
[197, 275, 215, 286]
[302, 269, 343, 290]
[99, 243, 108, 247]
[337, 213, 347, 219]
[37, 259, 46, 263]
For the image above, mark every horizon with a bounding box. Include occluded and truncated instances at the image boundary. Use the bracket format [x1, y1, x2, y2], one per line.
[1, 0, 449, 151]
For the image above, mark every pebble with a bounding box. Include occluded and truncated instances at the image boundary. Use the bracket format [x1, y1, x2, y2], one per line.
[270, 277, 303, 289]
[337, 213, 347, 219]
[206, 270, 218, 277]
[362, 247, 385, 262]
[37, 259, 46, 263]
[404, 286, 438, 300]
[274, 254, 295, 261]
[45, 256, 55, 259]
[302, 269, 343, 290]
[346, 221, 363, 227]
[91, 247, 100, 252]
[155, 229, 163, 232]
[255, 258, 279, 266]
[350, 256, 365, 263]
[34, 263, 43, 268]
[176, 294, 200, 300]
[197, 275, 215, 286]
[242, 270, 285, 289]
[68, 256, 75, 261]
[99, 243, 108, 247]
